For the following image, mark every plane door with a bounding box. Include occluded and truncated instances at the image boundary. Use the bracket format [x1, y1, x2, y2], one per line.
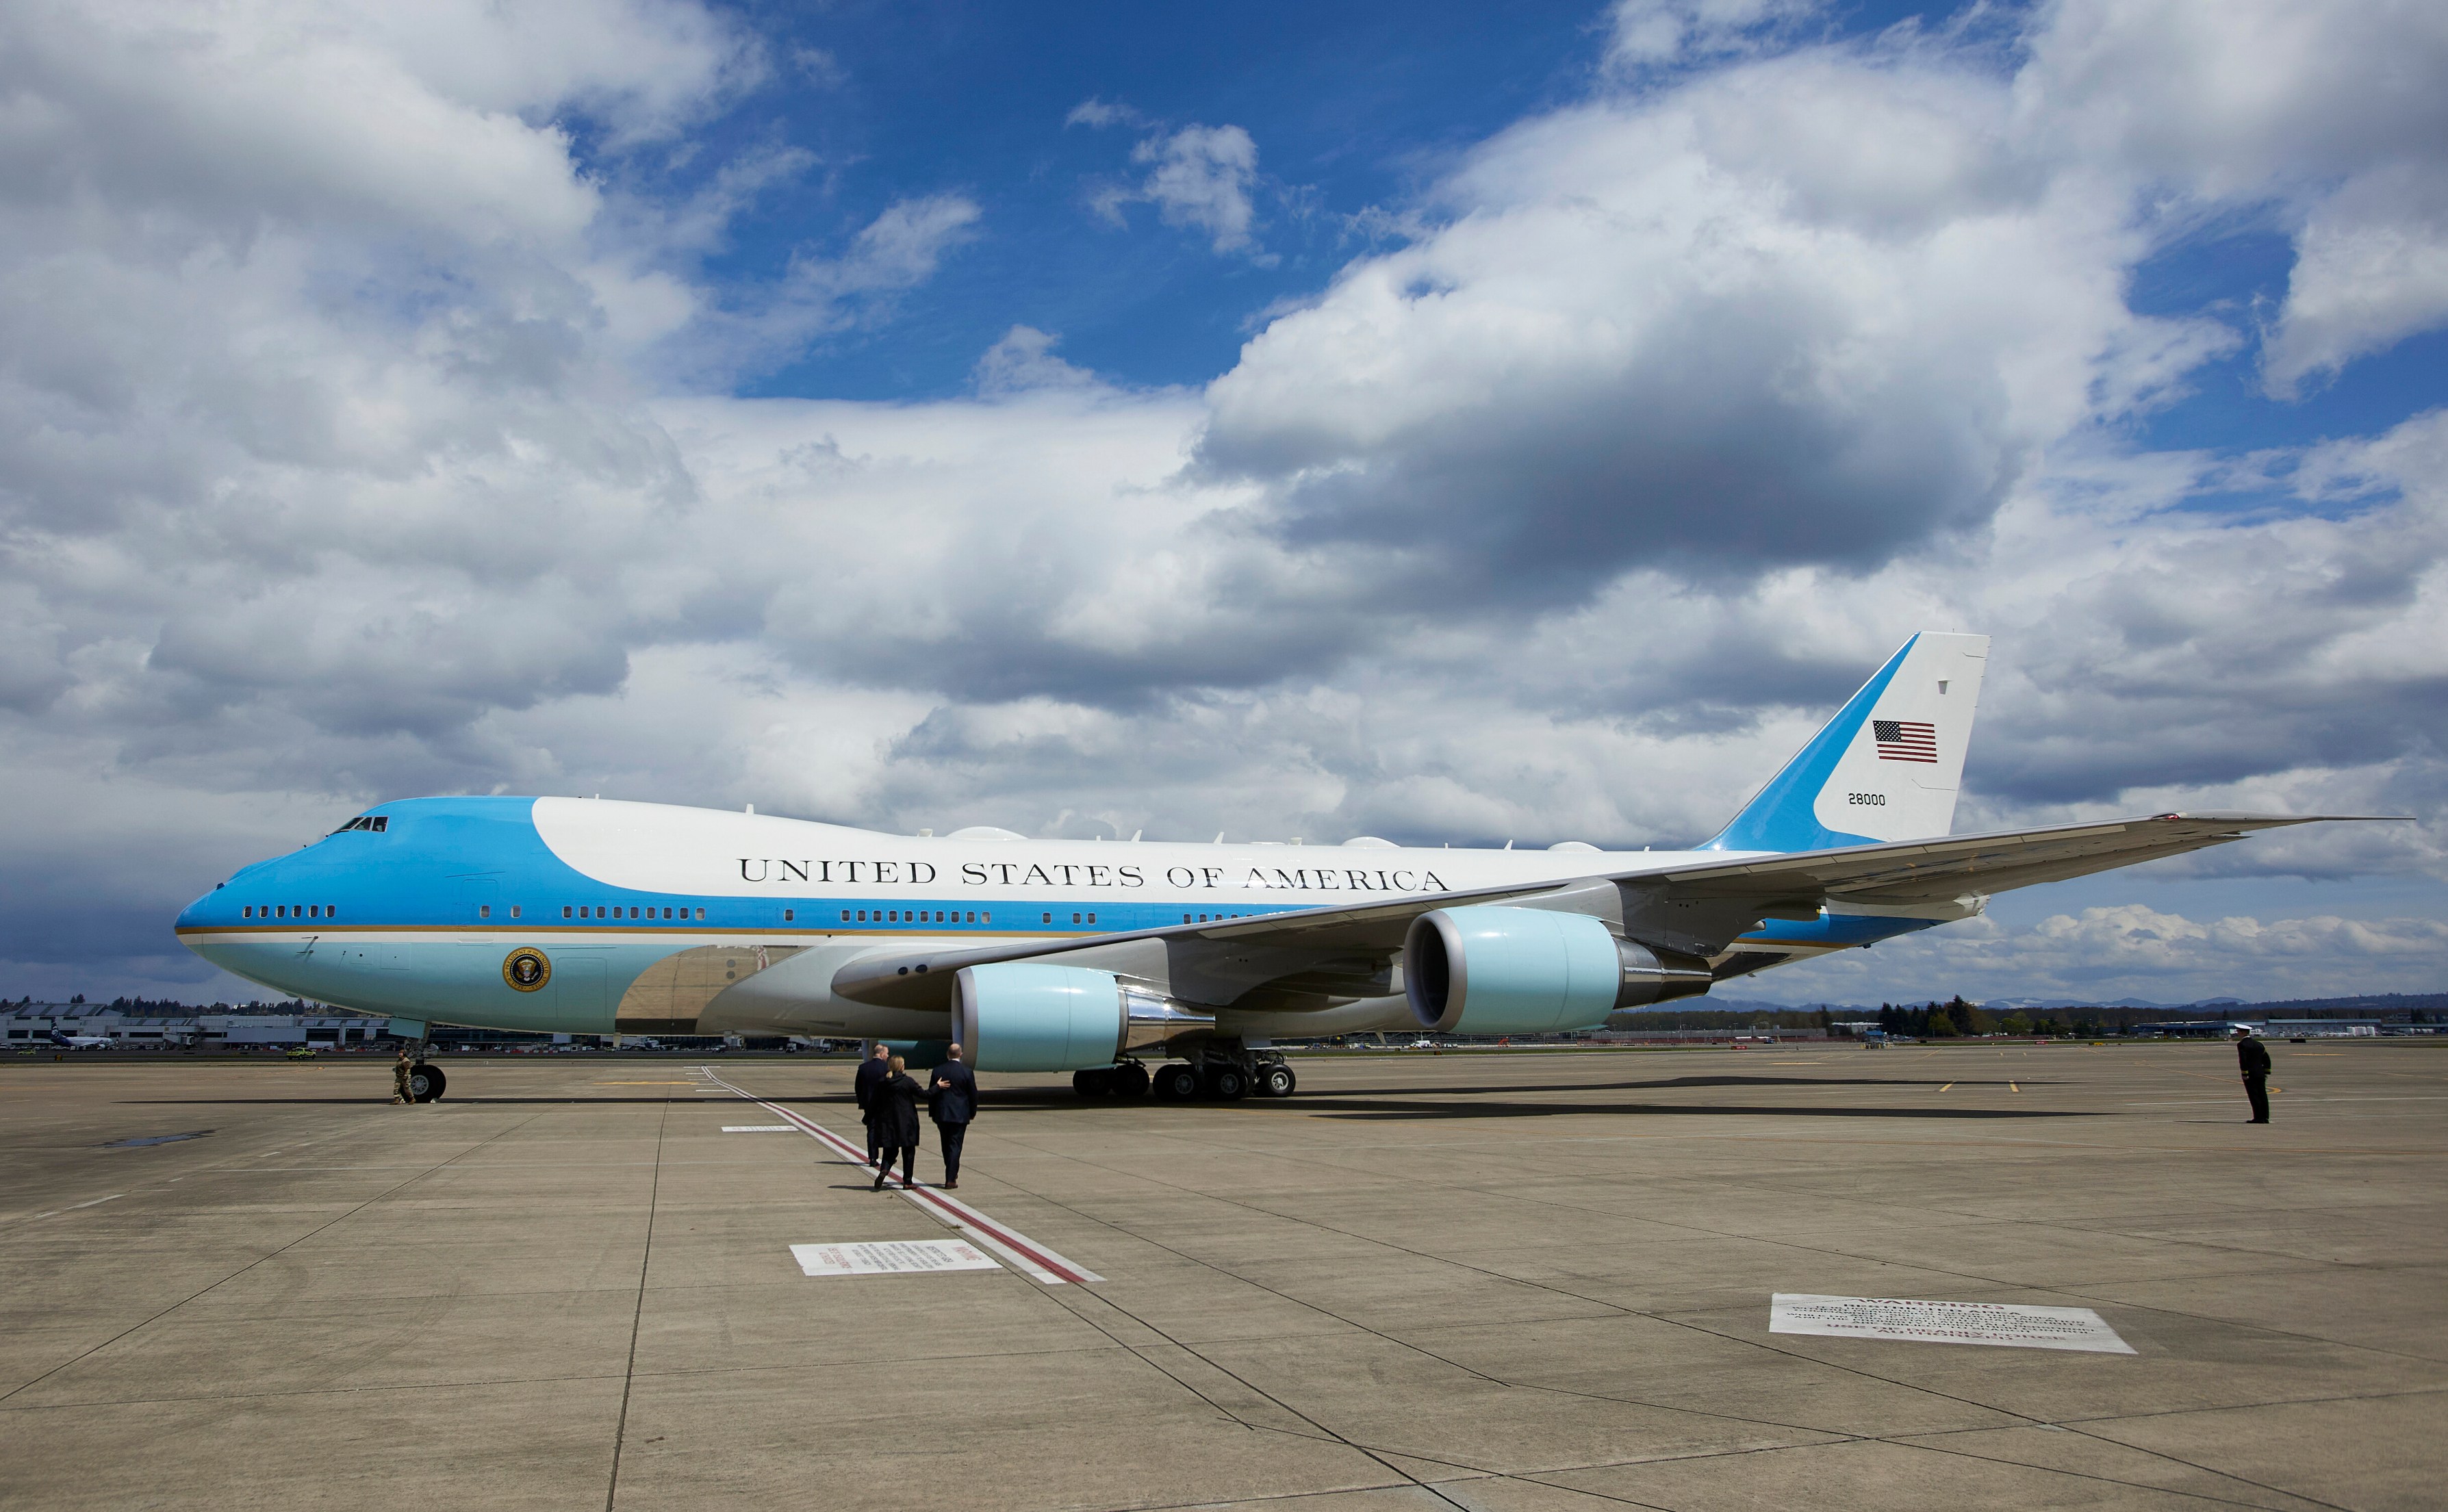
[454, 876, 500, 928]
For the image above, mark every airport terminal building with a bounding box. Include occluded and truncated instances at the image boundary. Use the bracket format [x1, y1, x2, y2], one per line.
[3, 1002, 393, 1049]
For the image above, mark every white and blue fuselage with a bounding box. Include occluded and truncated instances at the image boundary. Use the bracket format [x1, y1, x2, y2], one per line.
[173, 796, 1938, 1040]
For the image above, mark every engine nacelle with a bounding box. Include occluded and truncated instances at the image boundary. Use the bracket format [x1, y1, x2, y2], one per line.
[1405, 906, 1713, 1035]
[954, 963, 1214, 1071]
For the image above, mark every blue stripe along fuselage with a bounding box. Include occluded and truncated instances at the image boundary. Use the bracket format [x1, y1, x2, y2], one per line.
[174, 797, 1316, 1032]
[175, 796, 1948, 1034]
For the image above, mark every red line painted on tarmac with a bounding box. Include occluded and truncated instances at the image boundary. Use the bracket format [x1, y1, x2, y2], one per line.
[700, 1071, 1100, 1285]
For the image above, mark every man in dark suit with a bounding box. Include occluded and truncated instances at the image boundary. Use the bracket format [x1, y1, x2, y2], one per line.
[929, 1043, 979, 1190]
[2236, 1027, 2273, 1123]
[854, 1042, 893, 1166]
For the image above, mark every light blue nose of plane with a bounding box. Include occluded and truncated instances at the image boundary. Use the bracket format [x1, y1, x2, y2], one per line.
[176, 888, 218, 932]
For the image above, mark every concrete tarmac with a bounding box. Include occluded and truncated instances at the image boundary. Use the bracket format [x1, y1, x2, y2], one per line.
[2, 1040, 2442, 1511]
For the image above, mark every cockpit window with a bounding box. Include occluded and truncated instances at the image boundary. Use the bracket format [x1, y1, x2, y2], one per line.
[329, 815, 390, 834]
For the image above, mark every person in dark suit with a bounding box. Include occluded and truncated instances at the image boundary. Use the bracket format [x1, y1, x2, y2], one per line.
[928, 1043, 979, 1190]
[854, 1042, 892, 1166]
[2236, 1027, 2273, 1123]
[871, 1055, 922, 1190]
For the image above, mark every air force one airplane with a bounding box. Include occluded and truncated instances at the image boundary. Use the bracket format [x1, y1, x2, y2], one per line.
[175, 634, 2387, 1102]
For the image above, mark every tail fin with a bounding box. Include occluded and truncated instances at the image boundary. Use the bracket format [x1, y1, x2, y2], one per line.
[1701, 632, 1988, 853]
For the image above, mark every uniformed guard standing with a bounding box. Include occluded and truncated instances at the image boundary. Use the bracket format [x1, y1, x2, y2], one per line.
[392, 1044, 414, 1105]
[2236, 1027, 2273, 1123]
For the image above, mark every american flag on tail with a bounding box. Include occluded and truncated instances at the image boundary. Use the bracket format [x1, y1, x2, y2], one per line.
[1874, 719, 1938, 763]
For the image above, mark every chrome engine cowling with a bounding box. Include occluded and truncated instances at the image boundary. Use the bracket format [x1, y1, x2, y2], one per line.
[954, 962, 1214, 1071]
[1405, 906, 1711, 1035]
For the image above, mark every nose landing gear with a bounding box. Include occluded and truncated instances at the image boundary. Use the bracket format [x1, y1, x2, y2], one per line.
[409, 1062, 447, 1103]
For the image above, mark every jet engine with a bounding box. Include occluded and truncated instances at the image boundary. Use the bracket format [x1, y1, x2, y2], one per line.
[954, 962, 1214, 1072]
[1405, 906, 1712, 1035]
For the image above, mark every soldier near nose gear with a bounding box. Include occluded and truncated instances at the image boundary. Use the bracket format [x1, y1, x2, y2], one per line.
[392, 1045, 414, 1105]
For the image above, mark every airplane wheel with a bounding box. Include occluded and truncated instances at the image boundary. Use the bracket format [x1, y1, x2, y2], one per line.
[1258, 1064, 1295, 1098]
[1113, 1063, 1150, 1099]
[1209, 1066, 1249, 1101]
[1072, 1068, 1110, 1099]
[1153, 1064, 1199, 1101]
[410, 1063, 446, 1103]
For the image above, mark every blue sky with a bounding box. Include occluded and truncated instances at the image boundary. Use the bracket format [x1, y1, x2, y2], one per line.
[657, 2, 2448, 446]
[696, 0, 1627, 396]
[1, 0, 2443, 1007]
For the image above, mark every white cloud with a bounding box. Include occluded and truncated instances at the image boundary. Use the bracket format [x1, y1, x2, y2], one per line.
[971, 326, 1098, 396]
[1607, 0, 1826, 69]
[2263, 164, 2448, 394]
[1087, 123, 1268, 259]
[1760, 904, 2448, 1005]
[1198, 53, 2163, 598]
[7, 0, 2448, 1005]
[1135, 125, 1262, 255]
[2019, 0, 2448, 389]
[1064, 97, 1147, 130]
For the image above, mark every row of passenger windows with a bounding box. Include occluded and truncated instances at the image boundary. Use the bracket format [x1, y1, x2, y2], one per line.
[242, 901, 1246, 929]
[843, 909, 991, 925]
[556, 906, 705, 921]
[240, 904, 1252, 927]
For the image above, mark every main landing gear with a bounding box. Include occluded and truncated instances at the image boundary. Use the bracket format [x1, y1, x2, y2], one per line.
[1075, 1047, 1297, 1102]
[408, 1060, 447, 1103]
[1072, 1062, 1151, 1100]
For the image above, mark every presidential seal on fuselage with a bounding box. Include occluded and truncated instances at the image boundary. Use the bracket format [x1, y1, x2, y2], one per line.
[502, 947, 552, 992]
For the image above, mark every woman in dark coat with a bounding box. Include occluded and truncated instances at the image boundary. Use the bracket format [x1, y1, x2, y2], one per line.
[871, 1055, 923, 1190]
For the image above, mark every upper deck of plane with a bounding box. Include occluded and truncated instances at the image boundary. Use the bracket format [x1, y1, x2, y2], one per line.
[173, 794, 1755, 942]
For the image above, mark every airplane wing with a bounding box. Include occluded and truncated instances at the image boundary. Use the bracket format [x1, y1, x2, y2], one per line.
[831, 812, 2399, 1012]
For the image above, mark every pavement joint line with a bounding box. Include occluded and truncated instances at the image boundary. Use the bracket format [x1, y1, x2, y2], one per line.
[985, 1127, 2374, 1502]
[1876, 1427, 2348, 1512]
[2042, 1382, 2448, 1430]
[982, 1133, 2052, 1450]
[697, 1068, 1101, 1285]
[600, 1096, 667, 1512]
[0, 1105, 552, 1409]
[1511, 1437, 2287, 1512]
[5, 1050, 2438, 1504]
[10, 1192, 125, 1225]
[0, 1371, 634, 1413]
[698, 1077, 1506, 1512]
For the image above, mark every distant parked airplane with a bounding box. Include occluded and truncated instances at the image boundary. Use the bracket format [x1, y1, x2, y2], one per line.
[176, 633, 2397, 1102]
[47, 1029, 113, 1050]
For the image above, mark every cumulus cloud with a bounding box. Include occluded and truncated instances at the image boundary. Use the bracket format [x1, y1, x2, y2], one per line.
[1084, 121, 1269, 259]
[2264, 166, 2448, 394]
[5, 0, 2448, 1006]
[1762, 904, 2448, 1004]
[2020, 0, 2448, 390]
[1199, 53, 2164, 603]
[971, 326, 1099, 396]
[1064, 97, 1149, 130]
[1607, 0, 1826, 69]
